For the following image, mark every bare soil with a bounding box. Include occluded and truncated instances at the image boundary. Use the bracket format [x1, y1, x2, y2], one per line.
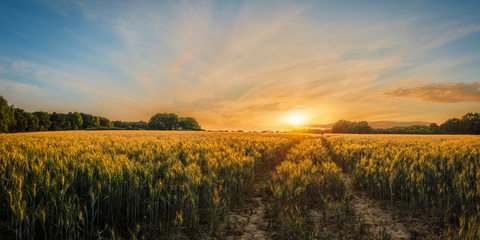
[219, 172, 276, 240]
[345, 175, 411, 240]
[343, 175, 444, 240]
[223, 197, 271, 240]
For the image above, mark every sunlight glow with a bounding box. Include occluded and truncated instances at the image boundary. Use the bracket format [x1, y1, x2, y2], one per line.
[288, 114, 306, 126]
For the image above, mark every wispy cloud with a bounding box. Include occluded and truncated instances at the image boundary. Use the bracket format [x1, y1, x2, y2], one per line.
[3, 0, 480, 130]
[94, 101, 106, 106]
[370, 81, 480, 103]
[307, 121, 431, 129]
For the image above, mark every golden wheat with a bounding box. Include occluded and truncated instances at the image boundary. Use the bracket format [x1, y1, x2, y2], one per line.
[324, 134, 480, 238]
[0, 131, 302, 239]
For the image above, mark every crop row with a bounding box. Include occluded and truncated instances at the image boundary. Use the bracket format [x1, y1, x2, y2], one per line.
[265, 137, 346, 239]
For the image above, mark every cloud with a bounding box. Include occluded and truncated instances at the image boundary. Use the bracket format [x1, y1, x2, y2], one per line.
[306, 123, 334, 128]
[0, 79, 38, 92]
[168, 52, 197, 74]
[307, 121, 430, 129]
[5, 1, 480, 130]
[370, 81, 480, 103]
[94, 101, 106, 106]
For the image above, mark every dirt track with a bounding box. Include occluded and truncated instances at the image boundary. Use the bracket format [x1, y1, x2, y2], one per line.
[345, 175, 411, 240]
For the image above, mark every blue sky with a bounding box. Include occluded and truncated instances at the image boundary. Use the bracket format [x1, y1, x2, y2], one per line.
[1, 0, 480, 130]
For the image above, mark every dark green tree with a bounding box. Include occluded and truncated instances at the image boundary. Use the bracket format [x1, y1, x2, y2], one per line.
[25, 112, 39, 132]
[0, 96, 15, 133]
[429, 123, 439, 133]
[11, 108, 28, 133]
[461, 112, 480, 134]
[440, 118, 463, 133]
[166, 113, 179, 130]
[80, 113, 100, 129]
[148, 113, 179, 130]
[92, 116, 100, 128]
[99, 117, 114, 128]
[112, 120, 125, 128]
[50, 112, 71, 131]
[148, 113, 168, 130]
[179, 117, 201, 130]
[33, 111, 52, 131]
[68, 112, 83, 130]
[113, 120, 148, 129]
[135, 120, 148, 129]
[49, 112, 59, 130]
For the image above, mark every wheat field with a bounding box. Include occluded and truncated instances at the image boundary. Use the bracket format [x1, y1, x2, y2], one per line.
[324, 134, 480, 239]
[1, 132, 480, 239]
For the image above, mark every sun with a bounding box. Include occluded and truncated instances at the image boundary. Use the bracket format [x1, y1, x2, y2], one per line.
[288, 114, 305, 126]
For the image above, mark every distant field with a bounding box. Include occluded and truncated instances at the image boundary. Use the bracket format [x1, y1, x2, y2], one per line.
[1, 132, 479, 239]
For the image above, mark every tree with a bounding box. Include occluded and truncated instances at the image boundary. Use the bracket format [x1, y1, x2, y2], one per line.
[25, 112, 39, 132]
[148, 113, 168, 130]
[179, 117, 201, 130]
[80, 113, 99, 129]
[148, 113, 179, 130]
[461, 112, 480, 134]
[50, 112, 71, 131]
[68, 112, 83, 130]
[135, 120, 148, 129]
[92, 116, 100, 128]
[332, 120, 351, 133]
[331, 120, 371, 134]
[0, 96, 15, 133]
[112, 120, 125, 128]
[113, 120, 148, 129]
[440, 118, 463, 133]
[165, 113, 179, 130]
[33, 111, 52, 131]
[357, 121, 372, 134]
[99, 117, 114, 128]
[429, 123, 439, 133]
[11, 108, 28, 133]
[346, 122, 359, 133]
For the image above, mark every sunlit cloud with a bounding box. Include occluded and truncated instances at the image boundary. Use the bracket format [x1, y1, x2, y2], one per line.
[94, 102, 106, 107]
[370, 81, 480, 103]
[307, 121, 431, 129]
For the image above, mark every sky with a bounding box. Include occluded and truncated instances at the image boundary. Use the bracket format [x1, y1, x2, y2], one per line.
[1, 0, 480, 131]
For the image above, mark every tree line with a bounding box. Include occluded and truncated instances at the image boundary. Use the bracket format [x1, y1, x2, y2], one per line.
[0, 95, 202, 133]
[112, 121, 148, 130]
[147, 113, 201, 130]
[332, 112, 480, 134]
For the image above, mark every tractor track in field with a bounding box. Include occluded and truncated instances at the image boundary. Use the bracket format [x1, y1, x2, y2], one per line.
[221, 136, 442, 240]
[345, 174, 411, 240]
[220, 140, 308, 240]
[221, 177, 275, 240]
[320, 136, 439, 239]
[344, 174, 443, 240]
